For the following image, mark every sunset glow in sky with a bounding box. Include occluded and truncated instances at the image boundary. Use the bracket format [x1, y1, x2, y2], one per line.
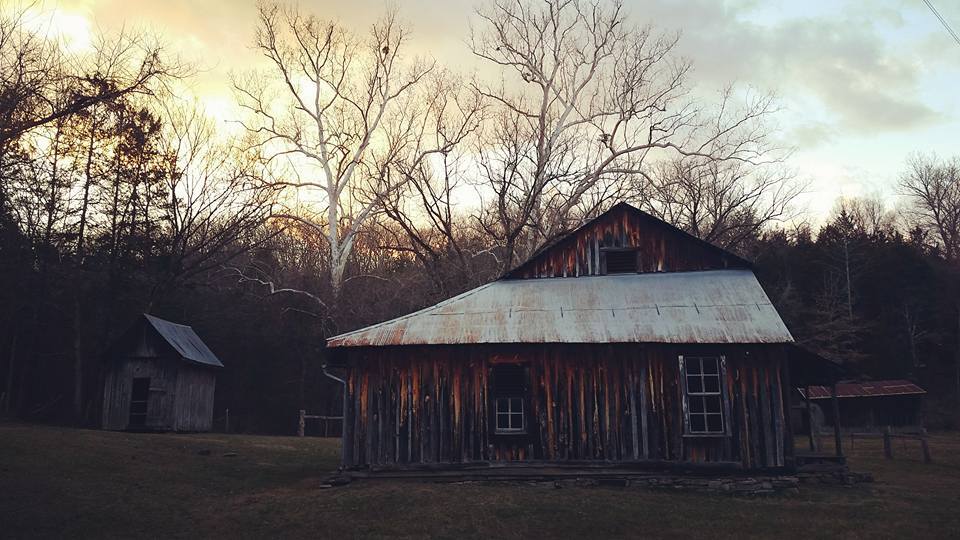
[19, 0, 960, 221]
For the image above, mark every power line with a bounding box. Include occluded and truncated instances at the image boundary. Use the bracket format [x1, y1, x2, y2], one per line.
[921, 0, 960, 46]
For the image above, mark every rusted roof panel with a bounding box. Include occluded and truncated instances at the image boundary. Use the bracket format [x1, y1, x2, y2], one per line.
[328, 269, 794, 348]
[144, 314, 224, 368]
[802, 380, 926, 399]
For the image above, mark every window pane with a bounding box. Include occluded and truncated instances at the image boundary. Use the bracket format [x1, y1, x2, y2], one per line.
[707, 414, 724, 433]
[511, 398, 523, 412]
[702, 358, 719, 374]
[690, 396, 705, 414]
[496, 398, 508, 412]
[704, 395, 722, 415]
[510, 412, 523, 430]
[496, 413, 509, 430]
[703, 375, 720, 393]
[690, 414, 706, 433]
[687, 375, 703, 393]
[686, 359, 702, 375]
[493, 365, 525, 394]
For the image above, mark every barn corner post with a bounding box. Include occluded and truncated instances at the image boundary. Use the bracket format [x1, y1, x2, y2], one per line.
[780, 347, 794, 464]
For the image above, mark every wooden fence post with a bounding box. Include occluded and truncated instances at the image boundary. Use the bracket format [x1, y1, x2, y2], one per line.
[298, 409, 306, 437]
[805, 386, 817, 452]
[831, 383, 842, 458]
[883, 426, 892, 459]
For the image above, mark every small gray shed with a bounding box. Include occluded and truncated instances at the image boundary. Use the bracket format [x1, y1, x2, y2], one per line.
[102, 314, 223, 432]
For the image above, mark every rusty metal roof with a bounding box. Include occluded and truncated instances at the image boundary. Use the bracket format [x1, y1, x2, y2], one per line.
[144, 314, 224, 368]
[328, 269, 793, 348]
[801, 380, 925, 399]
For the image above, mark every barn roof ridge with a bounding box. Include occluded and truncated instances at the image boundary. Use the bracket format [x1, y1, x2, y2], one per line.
[143, 313, 224, 368]
[501, 201, 752, 279]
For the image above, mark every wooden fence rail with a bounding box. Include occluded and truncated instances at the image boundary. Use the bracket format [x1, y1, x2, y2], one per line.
[297, 409, 343, 437]
[882, 426, 932, 464]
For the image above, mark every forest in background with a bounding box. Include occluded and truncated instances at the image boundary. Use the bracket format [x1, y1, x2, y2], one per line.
[1, 0, 959, 433]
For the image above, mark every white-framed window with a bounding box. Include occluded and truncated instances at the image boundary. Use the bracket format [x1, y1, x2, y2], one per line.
[491, 364, 527, 435]
[681, 355, 727, 435]
[495, 397, 525, 433]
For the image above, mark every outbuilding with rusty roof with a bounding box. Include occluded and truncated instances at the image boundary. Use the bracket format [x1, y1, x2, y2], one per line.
[799, 380, 926, 431]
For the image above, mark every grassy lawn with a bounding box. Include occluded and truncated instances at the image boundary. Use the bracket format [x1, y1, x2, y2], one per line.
[1, 423, 959, 539]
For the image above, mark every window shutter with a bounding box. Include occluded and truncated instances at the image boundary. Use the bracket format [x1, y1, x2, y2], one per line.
[720, 355, 731, 436]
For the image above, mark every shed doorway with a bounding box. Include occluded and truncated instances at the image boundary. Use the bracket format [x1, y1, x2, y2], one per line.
[129, 377, 150, 428]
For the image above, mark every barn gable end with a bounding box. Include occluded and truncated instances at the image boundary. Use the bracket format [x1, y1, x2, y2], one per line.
[505, 202, 749, 279]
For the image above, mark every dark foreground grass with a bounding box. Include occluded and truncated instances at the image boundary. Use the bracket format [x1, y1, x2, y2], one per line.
[1, 423, 959, 539]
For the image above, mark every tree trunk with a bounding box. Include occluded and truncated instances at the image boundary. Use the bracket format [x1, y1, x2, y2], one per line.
[3, 331, 16, 414]
[76, 119, 97, 259]
[955, 304, 960, 427]
[72, 294, 84, 423]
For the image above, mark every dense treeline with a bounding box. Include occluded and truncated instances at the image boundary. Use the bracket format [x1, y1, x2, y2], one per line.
[751, 199, 960, 427]
[1, 1, 958, 432]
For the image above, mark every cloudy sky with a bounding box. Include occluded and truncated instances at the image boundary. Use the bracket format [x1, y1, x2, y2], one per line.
[23, 0, 960, 221]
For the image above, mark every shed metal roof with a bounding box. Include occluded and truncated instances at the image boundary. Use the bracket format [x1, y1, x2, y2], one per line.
[801, 380, 925, 399]
[144, 314, 224, 368]
[328, 269, 794, 348]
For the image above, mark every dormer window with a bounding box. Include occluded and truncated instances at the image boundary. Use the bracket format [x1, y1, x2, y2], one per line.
[601, 248, 639, 274]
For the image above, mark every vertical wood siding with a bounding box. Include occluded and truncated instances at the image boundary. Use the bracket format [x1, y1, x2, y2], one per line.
[506, 207, 742, 279]
[173, 366, 217, 432]
[101, 357, 179, 431]
[341, 344, 789, 469]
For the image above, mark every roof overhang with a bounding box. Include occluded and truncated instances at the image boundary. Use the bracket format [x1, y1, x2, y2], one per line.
[144, 314, 224, 368]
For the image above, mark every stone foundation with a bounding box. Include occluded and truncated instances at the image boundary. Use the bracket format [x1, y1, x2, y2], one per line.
[326, 464, 874, 495]
[542, 475, 802, 496]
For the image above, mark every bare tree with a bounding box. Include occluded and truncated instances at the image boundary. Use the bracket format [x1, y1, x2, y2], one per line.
[835, 195, 896, 238]
[0, 4, 179, 150]
[378, 72, 491, 293]
[899, 153, 960, 422]
[639, 156, 801, 251]
[470, 0, 781, 269]
[154, 102, 279, 297]
[234, 3, 436, 299]
[900, 154, 960, 261]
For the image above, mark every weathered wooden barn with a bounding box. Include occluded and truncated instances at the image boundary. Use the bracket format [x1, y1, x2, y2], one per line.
[102, 314, 223, 432]
[326, 203, 800, 471]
